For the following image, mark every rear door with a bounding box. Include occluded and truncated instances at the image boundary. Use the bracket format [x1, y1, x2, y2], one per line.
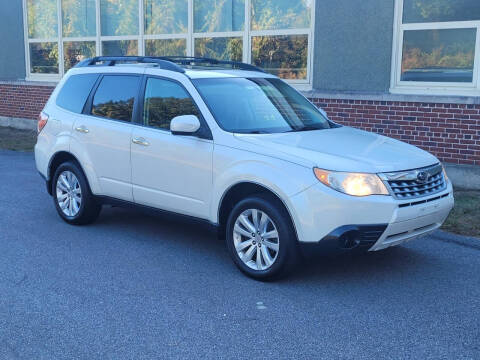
[130, 76, 213, 219]
[72, 74, 141, 201]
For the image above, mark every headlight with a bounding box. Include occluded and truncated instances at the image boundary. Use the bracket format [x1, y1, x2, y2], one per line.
[314, 168, 389, 196]
[441, 164, 449, 184]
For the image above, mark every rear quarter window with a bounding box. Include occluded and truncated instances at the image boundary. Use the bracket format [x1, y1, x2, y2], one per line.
[56, 74, 98, 113]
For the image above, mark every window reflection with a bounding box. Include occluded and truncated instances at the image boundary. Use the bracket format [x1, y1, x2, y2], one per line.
[251, 0, 311, 31]
[92, 76, 140, 122]
[252, 35, 308, 80]
[403, 0, 480, 23]
[100, 0, 139, 36]
[62, 0, 96, 37]
[30, 43, 59, 74]
[102, 40, 138, 56]
[27, 0, 58, 39]
[145, 0, 188, 34]
[64, 42, 96, 71]
[145, 39, 187, 57]
[195, 37, 242, 61]
[401, 29, 476, 83]
[194, 0, 244, 32]
[144, 78, 200, 130]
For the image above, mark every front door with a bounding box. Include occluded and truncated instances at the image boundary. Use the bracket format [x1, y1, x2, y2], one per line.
[131, 77, 213, 219]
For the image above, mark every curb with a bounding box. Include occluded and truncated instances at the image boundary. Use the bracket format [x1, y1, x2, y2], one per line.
[432, 230, 480, 250]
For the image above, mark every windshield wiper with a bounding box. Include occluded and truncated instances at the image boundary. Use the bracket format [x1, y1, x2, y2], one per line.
[287, 125, 325, 132]
[241, 130, 271, 134]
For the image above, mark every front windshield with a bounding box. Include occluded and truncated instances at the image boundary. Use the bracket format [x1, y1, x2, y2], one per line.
[192, 78, 331, 134]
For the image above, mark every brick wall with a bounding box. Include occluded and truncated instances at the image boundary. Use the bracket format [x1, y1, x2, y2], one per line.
[0, 83, 479, 166]
[0, 83, 54, 120]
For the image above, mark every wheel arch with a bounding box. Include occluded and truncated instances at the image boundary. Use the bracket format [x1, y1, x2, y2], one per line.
[217, 181, 299, 242]
[47, 151, 88, 196]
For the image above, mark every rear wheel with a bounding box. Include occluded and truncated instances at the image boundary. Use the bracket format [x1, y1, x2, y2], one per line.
[226, 194, 298, 280]
[52, 161, 101, 225]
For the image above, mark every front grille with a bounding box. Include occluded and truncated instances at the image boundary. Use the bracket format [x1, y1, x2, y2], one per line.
[380, 164, 446, 200]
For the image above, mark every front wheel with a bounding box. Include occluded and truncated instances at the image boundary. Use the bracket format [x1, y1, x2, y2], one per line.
[225, 194, 298, 280]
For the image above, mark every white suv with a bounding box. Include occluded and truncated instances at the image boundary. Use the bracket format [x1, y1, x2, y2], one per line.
[35, 56, 454, 280]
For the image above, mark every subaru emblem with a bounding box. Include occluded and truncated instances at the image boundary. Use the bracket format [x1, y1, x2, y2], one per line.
[416, 171, 429, 183]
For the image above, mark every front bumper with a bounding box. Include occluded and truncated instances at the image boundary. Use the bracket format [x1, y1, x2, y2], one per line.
[288, 181, 454, 249]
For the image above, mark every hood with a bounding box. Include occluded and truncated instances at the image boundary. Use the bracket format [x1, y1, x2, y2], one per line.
[234, 126, 439, 173]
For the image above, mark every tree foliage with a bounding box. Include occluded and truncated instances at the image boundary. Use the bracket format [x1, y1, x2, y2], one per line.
[145, 0, 188, 34]
[62, 0, 96, 37]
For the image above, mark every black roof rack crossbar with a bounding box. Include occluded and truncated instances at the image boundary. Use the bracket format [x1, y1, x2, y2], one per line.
[74, 55, 266, 74]
[157, 56, 266, 73]
[75, 56, 186, 73]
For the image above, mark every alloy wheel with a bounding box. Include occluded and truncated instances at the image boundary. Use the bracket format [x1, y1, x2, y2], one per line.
[233, 209, 280, 271]
[56, 170, 82, 217]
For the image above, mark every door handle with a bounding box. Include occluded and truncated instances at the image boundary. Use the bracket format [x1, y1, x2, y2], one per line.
[75, 126, 89, 134]
[132, 137, 150, 146]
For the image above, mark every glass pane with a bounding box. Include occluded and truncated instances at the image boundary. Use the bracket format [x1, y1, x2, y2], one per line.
[57, 74, 99, 113]
[144, 78, 200, 130]
[145, 39, 187, 57]
[193, 78, 330, 133]
[194, 37, 242, 61]
[403, 0, 480, 23]
[92, 76, 140, 121]
[27, 0, 58, 39]
[145, 0, 188, 34]
[251, 0, 311, 31]
[102, 40, 138, 56]
[252, 35, 308, 80]
[64, 41, 96, 71]
[100, 0, 139, 36]
[194, 0, 244, 32]
[30, 43, 59, 74]
[401, 29, 476, 83]
[62, 0, 96, 37]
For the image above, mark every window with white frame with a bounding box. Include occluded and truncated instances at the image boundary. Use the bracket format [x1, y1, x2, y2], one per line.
[23, 0, 314, 85]
[392, 0, 480, 95]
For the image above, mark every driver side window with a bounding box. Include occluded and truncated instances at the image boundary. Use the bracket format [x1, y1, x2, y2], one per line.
[143, 77, 200, 130]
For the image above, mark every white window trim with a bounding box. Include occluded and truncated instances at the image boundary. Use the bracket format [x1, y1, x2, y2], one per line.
[22, 0, 315, 88]
[390, 0, 480, 96]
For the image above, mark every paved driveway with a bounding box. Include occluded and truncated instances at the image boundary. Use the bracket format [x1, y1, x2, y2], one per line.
[0, 151, 479, 360]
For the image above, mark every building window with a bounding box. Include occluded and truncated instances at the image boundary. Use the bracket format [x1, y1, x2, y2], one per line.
[23, 0, 315, 85]
[392, 0, 480, 95]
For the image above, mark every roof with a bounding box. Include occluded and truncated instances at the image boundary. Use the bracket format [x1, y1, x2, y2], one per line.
[73, 56, 274, 79]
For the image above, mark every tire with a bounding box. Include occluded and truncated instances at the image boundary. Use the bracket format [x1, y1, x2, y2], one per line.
[52, 161, 101, 225]
[225, 194, 298, 280]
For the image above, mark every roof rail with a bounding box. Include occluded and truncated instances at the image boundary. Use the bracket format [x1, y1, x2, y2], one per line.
[74, 55, 266, 74]
[157, 56, 266, 73]
[74, 56, 186, 73]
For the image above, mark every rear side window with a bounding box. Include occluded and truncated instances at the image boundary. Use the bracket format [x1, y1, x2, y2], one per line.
[143, 77, 200, 130]
[56, 74, 98, 113]
[91, 75, 140, 122]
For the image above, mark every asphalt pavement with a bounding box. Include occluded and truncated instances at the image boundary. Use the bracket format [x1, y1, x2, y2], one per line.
[0, 150, 479, 359]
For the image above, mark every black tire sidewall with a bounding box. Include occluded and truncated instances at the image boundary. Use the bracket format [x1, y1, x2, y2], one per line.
[52, 162, 91, 224]
[226, 195, 297, 280]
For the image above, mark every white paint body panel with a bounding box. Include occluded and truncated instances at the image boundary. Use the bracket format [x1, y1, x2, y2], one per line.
[131, 127, 213, 219]
[35, 65, 454, 250]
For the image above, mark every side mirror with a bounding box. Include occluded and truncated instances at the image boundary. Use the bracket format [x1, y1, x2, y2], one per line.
[170, 115, 201, 135]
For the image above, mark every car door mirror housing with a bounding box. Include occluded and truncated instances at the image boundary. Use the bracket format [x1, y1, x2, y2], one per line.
[170, 115, 201, 135]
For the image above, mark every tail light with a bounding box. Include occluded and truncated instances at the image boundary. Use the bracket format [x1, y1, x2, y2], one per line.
[38, 111, 49, 133]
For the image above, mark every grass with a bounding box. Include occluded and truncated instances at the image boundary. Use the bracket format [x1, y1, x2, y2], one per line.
[0, 126, 37, 151]
[0, 126, 478, 238]
[442, 190, 480, 238]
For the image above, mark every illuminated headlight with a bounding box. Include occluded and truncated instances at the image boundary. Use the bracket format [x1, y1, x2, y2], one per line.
[314, 168, 389, 197]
